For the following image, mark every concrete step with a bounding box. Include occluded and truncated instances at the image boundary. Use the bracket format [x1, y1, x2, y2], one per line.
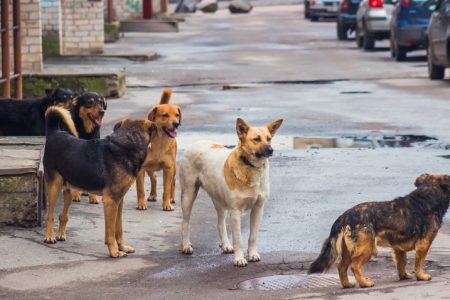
[120, 19, 179, 33]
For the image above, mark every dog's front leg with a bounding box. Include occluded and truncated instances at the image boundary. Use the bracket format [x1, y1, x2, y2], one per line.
[162, 166, 175, 211]
[116, 198, 135, 254]
[248, 202, 265, 262]
[231, 209, 247, 267]
[136, 168, 148, 210]
[44, 174, 63, 244]
[103, 195, 126, 258]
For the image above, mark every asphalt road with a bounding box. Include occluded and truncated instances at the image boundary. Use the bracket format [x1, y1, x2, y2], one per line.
[2, 4, 450, 299]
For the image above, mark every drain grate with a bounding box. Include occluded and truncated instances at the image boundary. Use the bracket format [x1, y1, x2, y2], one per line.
[237, 274, 341, 291]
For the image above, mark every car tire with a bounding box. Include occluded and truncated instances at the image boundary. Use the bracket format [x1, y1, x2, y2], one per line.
[362, 23, 375, 50]
[428, 45, 445, 80]
[311, 15, 319, 21]
[394, 42, 407, 62]
[337, 20, 348, 40]
[356, 25, 363, 48]
[304, 2, 310, 19]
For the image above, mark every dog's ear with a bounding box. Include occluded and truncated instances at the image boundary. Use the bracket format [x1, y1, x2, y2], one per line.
[45, 89, 54, 99]
[266, 119, 283, 136]
[148, 107, 157, 121]
[113, 119, 126, 132]
[415, 173, 430, 187]
[144, 120, 156, 134]
[177, 107, 182, 125]
[236, 118, 250, 140]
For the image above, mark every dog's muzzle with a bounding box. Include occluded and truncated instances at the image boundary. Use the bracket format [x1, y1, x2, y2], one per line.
[256, 146, 274, 158]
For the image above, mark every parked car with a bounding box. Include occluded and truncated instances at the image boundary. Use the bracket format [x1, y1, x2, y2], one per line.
[305, 0, 311, 18]
[337, 0, 363, 40]
[355, 0, 397, 49]
[309, 0, 341, 21]
[427, 0, 450, 79]
[390, 0, 437, 61]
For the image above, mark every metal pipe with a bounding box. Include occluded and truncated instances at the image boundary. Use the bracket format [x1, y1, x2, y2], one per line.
[1, 0, 11, 98]
[13, 0, 22, 99]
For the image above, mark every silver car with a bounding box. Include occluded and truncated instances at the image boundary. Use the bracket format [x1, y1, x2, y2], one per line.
[309, 0, 341, 21]
[355, 0, 396, 49]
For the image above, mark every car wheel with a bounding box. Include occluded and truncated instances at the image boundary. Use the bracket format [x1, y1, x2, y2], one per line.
[356, 25, 363, 48]
[337, 20, 348, 40]
[304, 2, 310, 19]
[311, 15, 319, 21]
[428, 44, 445, 80]
[362, 23, 375, 50]
[394, 42, 407, 62]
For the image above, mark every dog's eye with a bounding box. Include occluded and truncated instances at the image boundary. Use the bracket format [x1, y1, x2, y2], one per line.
[175, 114, 180, 117]
[253, 136, 262, 142]
[162, 113, 169, 118]
[267, 136, 271, 142]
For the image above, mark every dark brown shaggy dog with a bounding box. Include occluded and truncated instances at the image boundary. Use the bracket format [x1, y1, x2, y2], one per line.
[308, 174, 450, 288]
[43, 106, 155, 258]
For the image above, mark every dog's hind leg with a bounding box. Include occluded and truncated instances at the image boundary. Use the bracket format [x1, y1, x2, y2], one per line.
[148, 170, 158, 202]
[338, 241, 355, 288]
[181, 178, 200, 255]
[213, 203, 233, 254]
[44, 174, 63, 244]
[71, 190, 81, 202]
[136, 169, 148, 210]
[349, 227, 376, 288]
[162, 166, 175, 211]
[393, 249, 412, 280]
[415, 233, 437, 281]
[116, 198, 135, 254]
[103, 194, 126, 258]
[88, 194, 99, 204]
[170, 166, 176, 204]
[56, 188, 73, 241]
[231, 209, 247, 267]
[248, 200, 265, 262]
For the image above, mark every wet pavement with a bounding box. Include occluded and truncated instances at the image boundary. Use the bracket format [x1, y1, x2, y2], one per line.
[2, 3, 450, 299]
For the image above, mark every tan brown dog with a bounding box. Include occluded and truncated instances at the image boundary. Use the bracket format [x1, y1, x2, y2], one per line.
[136, 89, 181, 211]
[308, 173, 450, 288]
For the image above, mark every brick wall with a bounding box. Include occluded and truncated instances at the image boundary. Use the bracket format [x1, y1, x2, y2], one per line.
[41, 0, 60, 36]
[22, 0, 43, 73]
[61, 0, 104, 55]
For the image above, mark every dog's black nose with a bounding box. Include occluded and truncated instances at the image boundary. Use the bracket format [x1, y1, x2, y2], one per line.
[172, 122, 180, 129]
[265, 146, 273, 156]
[99, 110, 105, 117]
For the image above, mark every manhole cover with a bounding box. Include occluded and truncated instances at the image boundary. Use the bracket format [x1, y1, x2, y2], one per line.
[237, 274, 341, 291]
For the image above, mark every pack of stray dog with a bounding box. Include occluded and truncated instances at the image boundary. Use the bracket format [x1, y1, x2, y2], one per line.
[3, 88, 450, 291]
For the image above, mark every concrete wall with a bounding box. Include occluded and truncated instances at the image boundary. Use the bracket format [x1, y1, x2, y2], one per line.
[60, 0, 104, 55]
[107, 0, 166, 21]
[40, 0, 61, 55]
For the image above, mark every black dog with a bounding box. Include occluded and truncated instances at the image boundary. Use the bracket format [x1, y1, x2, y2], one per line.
[43, 106, 155, 258]
[0, 88, 77, 136]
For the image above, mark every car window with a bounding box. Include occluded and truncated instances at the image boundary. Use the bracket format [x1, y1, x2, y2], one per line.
[415, 0, 438, 11]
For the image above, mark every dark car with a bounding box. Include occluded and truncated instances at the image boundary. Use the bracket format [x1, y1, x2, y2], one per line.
[390, 0, 437, 61]
[305, 0, 311, 18]
[427, 0, 450, 79]
[337, 0, 362, 40]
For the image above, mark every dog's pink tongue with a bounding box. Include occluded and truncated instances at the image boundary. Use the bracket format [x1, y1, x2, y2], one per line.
[94, 118, 103, 126]
[169, 130, 177, 138]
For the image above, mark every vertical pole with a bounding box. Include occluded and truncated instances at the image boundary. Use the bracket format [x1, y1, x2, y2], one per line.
[1, 0, 11, 98]
[13, 0, 22, 99]
[107, 0, 114, 23]
[161, 0, 167, 13]
[143, 0, 152, 19]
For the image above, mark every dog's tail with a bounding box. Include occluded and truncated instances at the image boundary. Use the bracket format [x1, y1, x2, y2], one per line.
[160, 89, 172, 104]
[45, 106, 78, 137]
[308, 221, 348, 274]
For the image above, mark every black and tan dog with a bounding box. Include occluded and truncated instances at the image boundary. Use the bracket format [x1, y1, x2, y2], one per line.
[68, 92, 107, 204]
[0, 88, 77, 136]
[308, 174, 450, 288]
[43, 106, 155, 258]
[136, 89, 181, 211]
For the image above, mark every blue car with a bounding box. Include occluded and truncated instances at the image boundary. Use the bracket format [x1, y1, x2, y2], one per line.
[389, 0, 437, 61]
[337, 0, 362, 40]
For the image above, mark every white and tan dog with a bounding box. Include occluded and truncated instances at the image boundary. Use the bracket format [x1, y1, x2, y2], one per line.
[180, 117, 283, 267]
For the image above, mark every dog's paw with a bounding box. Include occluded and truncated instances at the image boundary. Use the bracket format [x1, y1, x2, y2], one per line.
[220, 244, 234, 254]
[163, 204, 174, 211]
[248, 252, 261, 262]
[399, 272, 413, 280]
[72, 196, 81, 202]
[88, 195, 99, 204]
[234, 257, 248, 267]
[71, 191, 81, 202]
[44, 235, 57, 244]
[182, 244, 193, 254]
[136, 203, 148, 210]
[359, 279, 375, 288]
[416, 273, 432, 281]
[171, 199, 176, 204]
[119, 244, 135, 254]
[55, 234, 66, 241]
[342, 282, 356, 289]
[147, 196, 157, 202]
[110, 250, 128, 258]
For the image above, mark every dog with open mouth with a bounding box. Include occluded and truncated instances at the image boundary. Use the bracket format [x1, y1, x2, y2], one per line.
[135, 89, 181, 211]
[179, 117, 283, 267]
[68, 92, 107, 204]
